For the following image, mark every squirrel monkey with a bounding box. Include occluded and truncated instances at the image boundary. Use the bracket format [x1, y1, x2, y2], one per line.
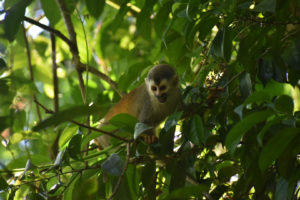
[96, 64, 181, 148]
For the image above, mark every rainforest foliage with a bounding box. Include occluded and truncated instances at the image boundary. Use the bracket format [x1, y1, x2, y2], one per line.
[0, 0, 300, 199]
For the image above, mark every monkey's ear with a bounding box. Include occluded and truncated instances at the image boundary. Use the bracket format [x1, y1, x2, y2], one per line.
[172, 75, 179, 86]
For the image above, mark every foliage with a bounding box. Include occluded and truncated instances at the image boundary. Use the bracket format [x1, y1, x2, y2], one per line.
[0, 0, 300, 199]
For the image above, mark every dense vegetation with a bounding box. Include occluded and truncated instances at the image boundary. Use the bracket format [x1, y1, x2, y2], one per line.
[0, 0, 300, 199]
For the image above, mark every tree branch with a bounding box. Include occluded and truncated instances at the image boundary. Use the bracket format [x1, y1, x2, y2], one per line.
[55, 0, 86, 102]
[23, 16, 122, 97]
[33, 99, 132, 143]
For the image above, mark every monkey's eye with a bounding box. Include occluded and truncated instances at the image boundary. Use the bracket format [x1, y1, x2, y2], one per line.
[159, 85, 166, 91]
[151, 86, 157, 91]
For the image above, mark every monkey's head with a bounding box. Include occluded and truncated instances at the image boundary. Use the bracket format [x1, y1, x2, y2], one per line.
[145, 64, 179, 103]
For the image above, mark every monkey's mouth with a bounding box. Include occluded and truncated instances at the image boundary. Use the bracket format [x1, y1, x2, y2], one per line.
[156, 94, 167, 103]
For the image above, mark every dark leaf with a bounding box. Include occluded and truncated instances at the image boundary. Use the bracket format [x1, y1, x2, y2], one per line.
[101, 154, 124, 176]
[210, 29, 223, 58]
[85, 0, 105, 19]
[165, 185, 209, 200]
[274, 95, 294, 115]
[68, 134, 82, 160]
[239, 72, 252, 99]
[254, 0, 276, 13]
[159, 126, 175, 154]
[0, 176, 8, 190]
[259, 127, 300, 171]
[198, 15, 218, 41]
[4, 0, 32, 42]
[188, 114, 205, 145]
[134, 122, 153, 140]
[225, 110, 274, 154]
[169, 162, 186, 192]
[218, 165, 239, 183]
[164, 111, 183, 132]
[275, 177, 289, 200]
[0, 58, 7, 70]
[141, 161, 156, 200]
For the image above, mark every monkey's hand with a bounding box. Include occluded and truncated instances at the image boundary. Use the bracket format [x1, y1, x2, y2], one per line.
[140, 133, 158, 144]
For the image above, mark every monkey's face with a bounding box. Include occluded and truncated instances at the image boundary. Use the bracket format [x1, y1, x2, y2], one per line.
[146, 78, 177, 103]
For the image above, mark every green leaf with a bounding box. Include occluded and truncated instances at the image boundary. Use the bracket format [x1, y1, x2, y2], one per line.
[222, 27, 233, 62]
[59, 125, 78, 148]
[101, 154, 124, 176]
[188, 114, 205, 145]
[134, 122, 153, 140]
[210, 29, 223, 58]
[164, 111, 183, 132]
[159, 126, 175, 154]
[258, 127, 300, 171]
[109, 113, 138, 133]
[240, 73, 252, 99]
[68, 134, 82, 160]
[198, 15, 218, 41]
[136, 0, 155, 40]
[33, 104, 108, 131]
[85, 0, 105, 19]
[257, 116, 283, 146]
[154, 1, 172, 37]
[274, 95, 294, 115]
[254, 0, 276, 13]
[53, 150, 66, 167]
[244, 91, 271, 105]
[169, 161, 186, 192]
[141, 161, 156, 199]
[40, 0, 61, 26]
[165, 185, 209, 200]
[0, 176, 9, 190]
[218, 165, 239, 183]
[225, 110, 274, 154]
[4, 0, 32, 42]
[275, 177, 289, 200]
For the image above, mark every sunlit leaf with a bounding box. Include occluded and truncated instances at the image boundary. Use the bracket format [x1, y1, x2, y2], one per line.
[40, 0, 61, 26]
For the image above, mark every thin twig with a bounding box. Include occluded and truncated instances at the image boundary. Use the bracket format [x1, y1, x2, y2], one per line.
[23, 16, 122, 97]
[33, 99, 132, 143]
[23, 16, 73, 48]
[55, 0, 86, 102]
[77, 62, 123, 97]
[51, 33, 59, 113]
[107, 143, 131, 200]
[22, 25, 42, 121]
